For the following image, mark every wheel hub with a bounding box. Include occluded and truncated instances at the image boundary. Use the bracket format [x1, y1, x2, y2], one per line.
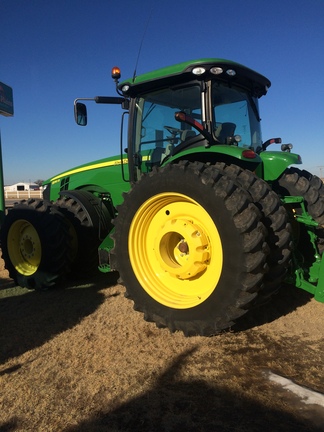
[155, 218, 210, 279]
[8, 220, 42, 275]
[21, 233, 35, 258]
[178, 240, 189, 254]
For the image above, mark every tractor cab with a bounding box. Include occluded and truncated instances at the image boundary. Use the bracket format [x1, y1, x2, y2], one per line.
[117, 59, 270, 178]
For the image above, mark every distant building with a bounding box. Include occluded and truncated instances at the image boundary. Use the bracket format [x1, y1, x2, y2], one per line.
[4, 182, 40, 192]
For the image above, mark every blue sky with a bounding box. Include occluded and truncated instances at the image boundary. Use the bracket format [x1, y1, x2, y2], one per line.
[1, 0, 324, 184]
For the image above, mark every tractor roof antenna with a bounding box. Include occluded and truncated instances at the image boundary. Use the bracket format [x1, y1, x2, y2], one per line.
[132, 7, 154, 83]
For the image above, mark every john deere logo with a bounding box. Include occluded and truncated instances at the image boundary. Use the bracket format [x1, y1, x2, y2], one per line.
[0, 82, 14, 117]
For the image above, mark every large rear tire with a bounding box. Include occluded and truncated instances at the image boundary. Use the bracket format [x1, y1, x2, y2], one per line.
[111, 161, 268, 336]
[0, 199, 71, 289]
[55, 190, 113, 277]
[274, 167, 324, 255]
[214, 162, 292, 302]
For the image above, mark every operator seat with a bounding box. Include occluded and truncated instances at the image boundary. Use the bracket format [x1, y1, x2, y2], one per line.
[146, 130, 165, 168]
[215, 122, 236, 144]
[181, 130, 197, 142]
[150, 145, 165, 165]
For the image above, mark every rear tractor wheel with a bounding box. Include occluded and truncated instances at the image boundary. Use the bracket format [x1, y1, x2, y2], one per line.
[0, 199, 71, 289]
[111, 161, 268, 336]
[274, 167, 324, 258]
[214, 162, 292, 303]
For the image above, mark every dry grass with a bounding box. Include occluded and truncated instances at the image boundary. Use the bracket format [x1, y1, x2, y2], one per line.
[0, 256, 324, 432]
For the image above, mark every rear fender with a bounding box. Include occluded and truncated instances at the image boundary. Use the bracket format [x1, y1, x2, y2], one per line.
[257, 151, 302, 181]
[164, 145, 262, 171]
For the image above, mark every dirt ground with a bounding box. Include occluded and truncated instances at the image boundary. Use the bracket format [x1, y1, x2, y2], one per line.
[0, 256, 323, 432]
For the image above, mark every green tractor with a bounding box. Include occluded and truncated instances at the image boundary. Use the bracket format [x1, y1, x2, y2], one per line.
[1, 58, 324, 335]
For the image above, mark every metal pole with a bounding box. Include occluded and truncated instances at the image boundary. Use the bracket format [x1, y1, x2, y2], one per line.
[0, 129, 5, 226]
[0, 82, 14, 226]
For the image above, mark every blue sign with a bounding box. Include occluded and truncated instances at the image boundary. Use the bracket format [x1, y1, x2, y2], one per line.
[0, 82, 14, 116]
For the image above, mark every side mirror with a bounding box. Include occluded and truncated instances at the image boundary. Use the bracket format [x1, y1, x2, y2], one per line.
[74, 102, 87, 126]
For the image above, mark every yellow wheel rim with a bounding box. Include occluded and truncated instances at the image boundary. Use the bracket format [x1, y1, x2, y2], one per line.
[129, 193, 223, 308]
[7, 219, 42, 276]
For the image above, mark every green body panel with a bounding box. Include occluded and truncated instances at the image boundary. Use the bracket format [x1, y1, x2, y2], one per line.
[257, 151, 302, 181]
[98, 229, 115, 273]
[44, 145, 262, 207]
[44, 154, 130, 206]
[313, 259, 324, 302]
[281, 197, 324, 303]
[165, 144, 262, 167]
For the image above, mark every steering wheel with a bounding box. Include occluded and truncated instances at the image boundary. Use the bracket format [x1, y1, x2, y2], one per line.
[164, 125, 182, 136]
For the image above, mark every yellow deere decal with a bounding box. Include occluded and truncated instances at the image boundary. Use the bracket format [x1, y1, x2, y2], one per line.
[50, 158, 129, 182]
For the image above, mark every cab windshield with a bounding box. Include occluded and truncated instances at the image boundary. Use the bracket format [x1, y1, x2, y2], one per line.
[133, 84, 202, 172]
[212, 82, 262, 151]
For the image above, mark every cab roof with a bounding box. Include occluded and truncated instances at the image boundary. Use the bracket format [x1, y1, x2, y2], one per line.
[119, 58, 271, 98]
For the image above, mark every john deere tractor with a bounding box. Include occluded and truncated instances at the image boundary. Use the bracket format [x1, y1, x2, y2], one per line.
[1, 58, 323, 336]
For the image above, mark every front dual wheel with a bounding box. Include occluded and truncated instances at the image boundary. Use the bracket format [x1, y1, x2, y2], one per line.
[0, 199, 71, 289]
[111, 161, 268, 336]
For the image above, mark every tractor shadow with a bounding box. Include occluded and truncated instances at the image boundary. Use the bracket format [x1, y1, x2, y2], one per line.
[0, 272, 313, 364]
[234, 282, 313, 332]
[0, 271, 119, 364]
[62, 348, 323, 432]
[0, 276, 15, 289]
